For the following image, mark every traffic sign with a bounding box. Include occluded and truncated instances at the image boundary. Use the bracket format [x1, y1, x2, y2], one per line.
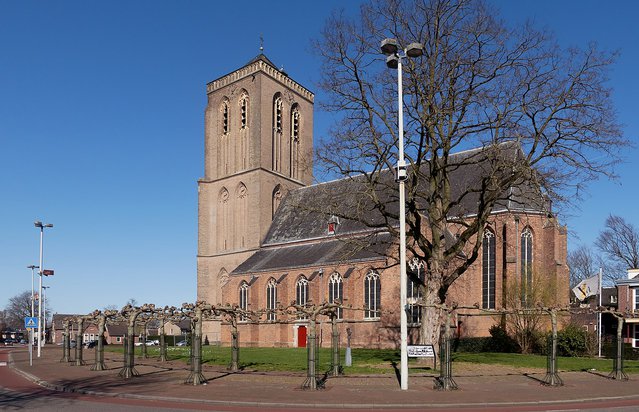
[25, 317, 38, 329]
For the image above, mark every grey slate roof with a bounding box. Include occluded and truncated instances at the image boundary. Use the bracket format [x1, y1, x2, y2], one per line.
[233, 233, 392, 274]
[233, 142, 548, 275]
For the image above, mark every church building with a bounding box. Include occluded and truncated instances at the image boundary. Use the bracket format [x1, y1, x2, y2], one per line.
[196, 54, 569, 348]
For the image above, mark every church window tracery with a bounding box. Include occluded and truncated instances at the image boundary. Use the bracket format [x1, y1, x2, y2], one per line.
[290, 104, 300, 179]
[272, 94, 283, 172]
[328, 272, 343, 319]
[296, 276, 309, 319]
[240, 92, 248, 129]
[266, 278, 277, 321]
[239, 281, 249, 321]
[521, 227, 534, 305]
[482, 230, 496, 309]
[364, 271, 381, 319]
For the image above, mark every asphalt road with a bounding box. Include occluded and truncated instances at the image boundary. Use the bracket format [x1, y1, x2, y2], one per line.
[3, 347, 639, 412]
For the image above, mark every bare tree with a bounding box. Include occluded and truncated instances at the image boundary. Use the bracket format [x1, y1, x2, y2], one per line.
[567, 245, 599, 287]
[314, 0, 626, 346]
[595, 215, 639, 277]
[0, 310, 7, 332]
[4, 291, 34, 329]
[501, 273, 557, 353]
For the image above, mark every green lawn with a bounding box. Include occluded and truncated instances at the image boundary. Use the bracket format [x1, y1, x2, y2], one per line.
[453, 352, 639, 373]
[104, 346, 639, 375]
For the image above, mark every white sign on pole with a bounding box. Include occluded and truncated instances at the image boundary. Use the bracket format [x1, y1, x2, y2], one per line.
[24, 317, 38, 329]
[407, 345, 435, 358]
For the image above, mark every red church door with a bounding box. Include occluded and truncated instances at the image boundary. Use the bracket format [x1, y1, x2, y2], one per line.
[297, 326, 307, 348]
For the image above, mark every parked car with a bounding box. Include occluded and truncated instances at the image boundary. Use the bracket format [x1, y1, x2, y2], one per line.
[176, 340, 188, 347]
[145, 339, 159, 346]
[69, 340, 77, 348]
[84, 340, 98, 349]
[3, 338, 15, 346]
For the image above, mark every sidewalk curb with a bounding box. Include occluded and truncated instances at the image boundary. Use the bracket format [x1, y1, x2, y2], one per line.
[8, 352, 639, 410]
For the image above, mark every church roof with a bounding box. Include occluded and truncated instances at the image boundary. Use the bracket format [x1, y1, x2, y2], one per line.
[245, 53, 278, 69]
[233, 142, 548, 275]
[233, 233, 391, 274]
[206, 53, 314, 101]
[265, 141, 547, 245]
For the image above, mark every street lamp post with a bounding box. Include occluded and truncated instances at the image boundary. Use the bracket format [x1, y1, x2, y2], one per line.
[27, 265, 39, 366]
[42, 286, 50, 345]
[380, 38, 423, 391]
[34, 220, 53, 358]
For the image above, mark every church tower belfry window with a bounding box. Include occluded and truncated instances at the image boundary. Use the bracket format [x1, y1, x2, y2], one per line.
[222, 100, 230, 135]
[272, 94, 283, 172]
[290, 104, 300, 179]
[239, 92, 248, 129]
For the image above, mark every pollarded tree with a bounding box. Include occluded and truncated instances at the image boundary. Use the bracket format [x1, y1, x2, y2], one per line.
[313, 0, 626, 347]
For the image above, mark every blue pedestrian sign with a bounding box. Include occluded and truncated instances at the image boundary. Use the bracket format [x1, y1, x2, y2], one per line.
[25, 317, 38, 329]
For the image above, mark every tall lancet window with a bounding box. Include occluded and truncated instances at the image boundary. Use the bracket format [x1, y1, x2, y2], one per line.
[239, 281, 249, 321]
[272, 94, 283, 172]
[408, 258, 425, 324]
[239, 92, 248, 129]
[272, 184, 282, 219]
[266, 278, 277, 321]
[290, 104, 300, 179]
[482, 230, 496, 309]
[364, 271, 381, 319]
[217, 187, 230, 251]
[296, 276, 309, 319]
[222, 100, 230, 135]
[238, 91, 249, 170]
[328, 272, 343, 319]
[521, 228, 533, 306]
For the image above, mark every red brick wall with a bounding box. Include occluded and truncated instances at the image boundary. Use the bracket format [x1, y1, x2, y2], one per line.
[214, 212, 568, 347]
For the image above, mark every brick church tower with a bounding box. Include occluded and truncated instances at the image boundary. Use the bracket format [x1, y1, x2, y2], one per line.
[197, 54, 314, 342]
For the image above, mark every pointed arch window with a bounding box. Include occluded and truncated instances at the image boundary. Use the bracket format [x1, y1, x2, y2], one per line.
[482, 230, 496, 309]
[235, 183, 248, 249]
[274, 95, 283, 133]
[272, 94, 283, 171]
[364, 271, 381, 319]
[221, 100, 230, 135]
[239, 92, 248, 129]
[296, 276, 309, 319]
[290, 104, 300, 179]
[521, 228, 533, 305]
[266, 278, 277, 321]
[217, 187, 230, 251]
[408, 259, 425, 324]
[239, 281, 249, 321]
[328, 272, 343, 319]
[272, 184, 282, 219]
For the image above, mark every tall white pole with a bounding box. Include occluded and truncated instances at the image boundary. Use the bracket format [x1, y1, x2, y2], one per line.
[42, 286, 49, 346]
[397, 56, 409, 391]
[598, 267, 603, 358]
[28, 265, 37, 366]
[37, 227, 43, 358]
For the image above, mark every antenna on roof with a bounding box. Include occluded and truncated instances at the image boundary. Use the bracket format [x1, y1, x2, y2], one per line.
[259, 33, 264, 52]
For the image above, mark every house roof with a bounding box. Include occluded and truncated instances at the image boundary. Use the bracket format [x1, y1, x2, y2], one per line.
[51, 314, 81, 328]
[105, 323, 128, 336]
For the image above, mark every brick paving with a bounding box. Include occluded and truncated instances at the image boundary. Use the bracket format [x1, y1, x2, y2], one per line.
[6, 345, 639, 410]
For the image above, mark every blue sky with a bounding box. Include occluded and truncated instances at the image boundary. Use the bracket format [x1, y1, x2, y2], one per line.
[1, 1, 637, 316]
